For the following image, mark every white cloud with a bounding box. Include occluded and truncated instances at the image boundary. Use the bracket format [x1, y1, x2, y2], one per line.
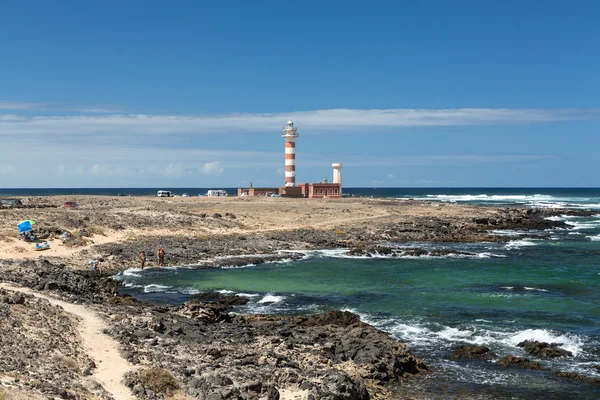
[1, 108, 599, 137]
[0, 102, 40, 110]
[0, 101, 122, 113]
[387, 174, 394, 179]
[201, 161, 224, 176]
[0, 164, 16, 175]
[165, 163, 186, 177]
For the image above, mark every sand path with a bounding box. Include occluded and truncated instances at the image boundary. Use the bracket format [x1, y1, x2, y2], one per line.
[0, 283, 134, 400]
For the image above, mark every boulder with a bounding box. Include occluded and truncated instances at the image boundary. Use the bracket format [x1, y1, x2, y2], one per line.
[496, 355, 548, 370]
[554, 371, 600, 384]
[517, 340, 573, 358]
[449, 345, 497, 360]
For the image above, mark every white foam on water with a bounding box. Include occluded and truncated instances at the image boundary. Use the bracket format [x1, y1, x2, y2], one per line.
[524, 287, 549, 292]
[122, 282, 143, 288]
[475, 252, 507, 259]
[422, 194, 557, 203]
[178, 287, 200, 295]
[587, 234, 600, 241]
[505, 239, 538, 249]
[484, 292, 528, 299]
[143, 284, 173, 293]
[122, 268, 143, 277]
[565, 220, 600, 230]
[489, 229, 530, 236]
[528, 202, 568, 209]
[545, 215, 568, 221]
[500, 286, 514, 290]
[217, 289, 235, 294]
[508, 329, 585, 356]
[237, 292, 260, 298]
[338, 309, 593, 370]
[221, 263, 256, 269]
[258, 293, 286, 304]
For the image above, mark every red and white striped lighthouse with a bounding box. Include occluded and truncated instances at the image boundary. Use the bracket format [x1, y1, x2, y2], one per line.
[282, 119, 299, 186]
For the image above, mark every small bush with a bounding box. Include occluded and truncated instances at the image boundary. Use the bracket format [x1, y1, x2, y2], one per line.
[85, 225, 106, 236]
[139, 367, 179, 395]
[52, 354, 79, 372]
[335, 229, 347, 235]
[63, 235, 90, 248]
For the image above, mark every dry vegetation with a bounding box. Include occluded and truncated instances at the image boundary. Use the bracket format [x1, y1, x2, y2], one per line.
[139, 367, 179, 396]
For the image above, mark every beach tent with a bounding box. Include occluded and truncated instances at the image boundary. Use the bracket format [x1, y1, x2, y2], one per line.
[17, 220, 36, 233]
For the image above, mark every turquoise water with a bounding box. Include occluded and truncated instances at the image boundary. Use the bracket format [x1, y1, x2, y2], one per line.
[114, 192, 600, 399]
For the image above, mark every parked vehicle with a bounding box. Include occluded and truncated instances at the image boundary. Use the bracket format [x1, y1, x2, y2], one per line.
[182, 193, 190, 197]
[157, 190, 172, 197]
[207, 190, 228, 197]
[63, 201, 78, 208]
[0, 199, 22, 207]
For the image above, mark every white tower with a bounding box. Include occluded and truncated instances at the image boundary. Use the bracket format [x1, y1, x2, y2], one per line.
[332, 163, 342, 193]
[282, 119, 299, 186]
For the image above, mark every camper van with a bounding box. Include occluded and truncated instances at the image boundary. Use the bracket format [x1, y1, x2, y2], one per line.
[207, 190, 228, 197]
[157, 190, 172, 197]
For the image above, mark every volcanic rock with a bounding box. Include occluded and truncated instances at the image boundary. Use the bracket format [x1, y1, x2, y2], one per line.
[517, 340, 573, 358]
[449, 345, 497, 360]
[496, 355, 549, 370]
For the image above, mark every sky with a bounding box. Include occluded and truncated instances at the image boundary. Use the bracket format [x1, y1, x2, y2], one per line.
[1, 0, 599, 188]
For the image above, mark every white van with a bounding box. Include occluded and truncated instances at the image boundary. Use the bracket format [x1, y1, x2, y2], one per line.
[157, 190, 172, 197]
[207, 190, 228, 197]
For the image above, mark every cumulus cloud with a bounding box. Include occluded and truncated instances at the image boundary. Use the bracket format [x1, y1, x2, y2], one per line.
[1, 108, 599, 137]
[201, 161, 224, 176]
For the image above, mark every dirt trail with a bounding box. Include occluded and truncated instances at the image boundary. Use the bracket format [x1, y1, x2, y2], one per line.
[0, 283, 134, 400]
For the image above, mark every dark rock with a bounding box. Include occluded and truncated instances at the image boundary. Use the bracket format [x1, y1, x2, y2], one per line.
[450, 345, 497, 360]
[496, 355, 549, 370]
[303, 310, 362, 327]
[517, 340, 573, 358]
[554, 371, 600, 384]
[132, 383, 145, 395]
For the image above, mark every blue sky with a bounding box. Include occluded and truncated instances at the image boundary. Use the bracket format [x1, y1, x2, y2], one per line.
[1, 0, 599, 188]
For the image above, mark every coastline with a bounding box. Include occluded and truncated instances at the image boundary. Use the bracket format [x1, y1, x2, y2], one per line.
[1, 196, 598, 399]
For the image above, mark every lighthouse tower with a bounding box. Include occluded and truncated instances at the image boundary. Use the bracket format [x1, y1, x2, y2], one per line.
[282, 119, 299, 186]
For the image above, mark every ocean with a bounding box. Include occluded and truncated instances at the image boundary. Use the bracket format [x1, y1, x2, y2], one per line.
[6, 188, 600, 398]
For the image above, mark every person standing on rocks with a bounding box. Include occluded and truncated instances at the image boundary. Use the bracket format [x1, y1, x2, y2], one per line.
[139, 251, 146, 269]
[157, 247, 166, 267]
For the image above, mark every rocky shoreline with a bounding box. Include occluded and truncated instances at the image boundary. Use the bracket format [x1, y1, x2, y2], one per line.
[92, 207, 595, 271]
[0, 260, 428, 399]
[1, 200, 598, 399]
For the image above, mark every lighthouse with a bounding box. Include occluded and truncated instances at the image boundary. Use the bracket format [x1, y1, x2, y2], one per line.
[282, 119, 299, 186]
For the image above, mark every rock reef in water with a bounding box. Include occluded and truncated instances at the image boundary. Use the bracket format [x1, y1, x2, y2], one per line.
[517, 340, 573, 358]
[449, 345, 497, 360]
